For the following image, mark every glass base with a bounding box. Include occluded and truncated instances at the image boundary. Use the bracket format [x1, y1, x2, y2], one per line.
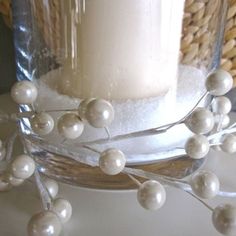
[35, 151, 204, 190]
[19, 65, 209, 189]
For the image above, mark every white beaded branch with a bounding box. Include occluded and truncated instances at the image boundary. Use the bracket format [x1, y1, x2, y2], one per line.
[1, 69, 236, 236]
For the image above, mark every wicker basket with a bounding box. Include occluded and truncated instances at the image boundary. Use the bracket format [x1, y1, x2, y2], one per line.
[0, 0, 11, 27]
[182, 0, 236, 86]
[1, 0, 236, 86]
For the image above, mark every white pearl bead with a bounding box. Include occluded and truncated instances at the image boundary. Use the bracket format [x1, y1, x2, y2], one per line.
[78, 98, 95, 120]
[11, 154, 35, 179]
[99, 148, 126, 175]
[28, 211, 62, 236]
[221, 134, 236, 153]
[58, 113, 84, 139]
[6, 173, 24, 187]
[214, 114, 230, 129]
[11, 80, 38, 104]
[212, 96, 232, 114]
[0, 175, 11, 192]
[52, 198, 72, 223]
[212, 204, 236, 236]
[190, 171, 220, 199]
[44, 178, 59, 199]
[85, 99, 114, 128]
[206, 69, 233, 96]
[185, 135, 209, 159]
[185, 108, 214, 134]
[137, 180, 166, 211]
[31, 112, 54, 136]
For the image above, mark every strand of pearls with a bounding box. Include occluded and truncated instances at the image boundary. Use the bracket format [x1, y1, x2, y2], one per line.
[0, 69, 235, 235]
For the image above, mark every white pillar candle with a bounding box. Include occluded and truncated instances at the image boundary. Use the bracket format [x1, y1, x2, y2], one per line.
[59, 0, 184, 99]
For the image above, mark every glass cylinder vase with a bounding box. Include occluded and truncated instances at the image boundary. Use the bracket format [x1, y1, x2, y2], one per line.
[11, 0, 228, 189]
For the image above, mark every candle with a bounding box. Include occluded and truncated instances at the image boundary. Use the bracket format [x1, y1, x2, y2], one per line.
[59, 0, 185, 99]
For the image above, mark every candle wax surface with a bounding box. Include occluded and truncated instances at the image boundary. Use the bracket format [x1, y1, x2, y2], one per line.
[59, 0, 185, 99]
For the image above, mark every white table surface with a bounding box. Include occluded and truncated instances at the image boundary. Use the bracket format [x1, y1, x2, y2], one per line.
[0, 93, 236, 236]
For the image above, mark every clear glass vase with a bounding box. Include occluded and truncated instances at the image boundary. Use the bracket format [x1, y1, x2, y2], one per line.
[12, 0, 228, 189]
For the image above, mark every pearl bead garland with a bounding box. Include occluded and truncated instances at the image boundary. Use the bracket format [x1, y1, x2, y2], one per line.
[27, 211, 62, 236]
[190, 171, 220, 199]
[78, 98, 95, 121]
[206, 69, 233, 96]
[212, 204, 236, 236]
[2, 68, 236, 235]
[43, 178, 59, 199]
[185, 135, 209, 159]
[57, 113, 84, 139]
[85, 99, 114, 128]
[31, 112, 54, 136]
[11, 80, 38, 105]
[99, 148, 126, 175]
[212, 96, 232, 115]
[185, 108, 214, 134]
[137, 180, 166, 211]
[52, 198, 72, 223]
[221, 134, 236, 153]
[11, 154, 35, 179]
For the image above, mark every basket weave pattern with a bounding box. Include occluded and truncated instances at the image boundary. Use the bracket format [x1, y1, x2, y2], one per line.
[222, 0, 236, 86]
[1, 0, 236, 85]
[32, 0, 61, 58]
[181, 0, 220, 68]
[0, 0, 11, 27]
